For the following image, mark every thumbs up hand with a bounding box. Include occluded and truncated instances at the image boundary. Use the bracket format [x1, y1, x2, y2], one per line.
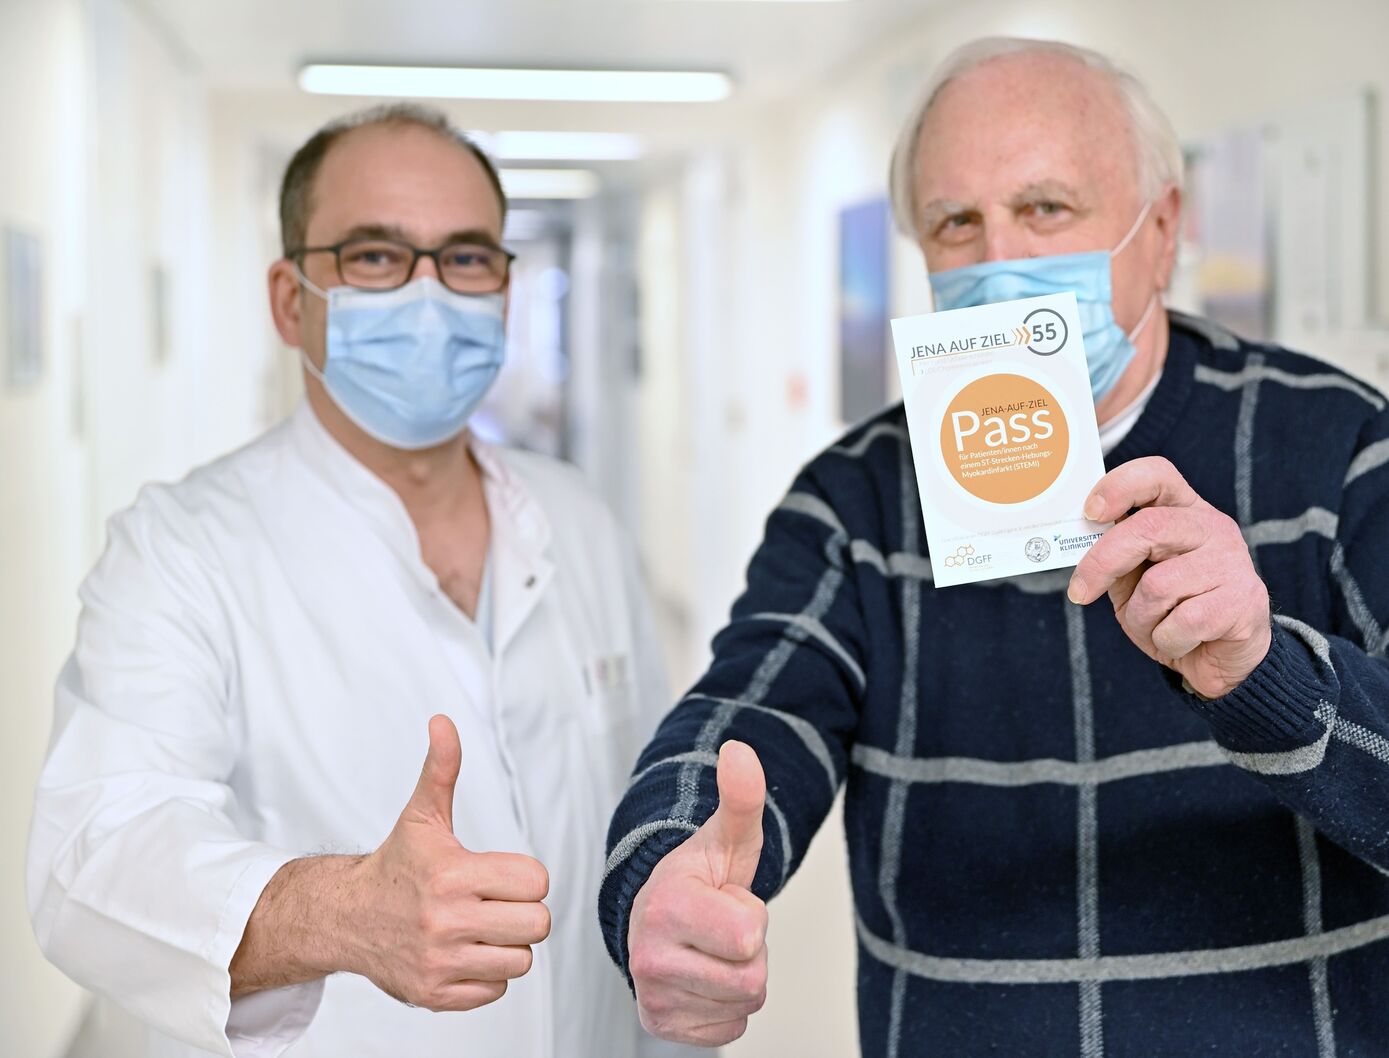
[627, 741, 770, 1046]
[347, 715, 552, 1011]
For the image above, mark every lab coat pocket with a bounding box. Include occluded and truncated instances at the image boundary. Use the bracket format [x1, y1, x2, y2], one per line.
[582, 652, 639, 731]
[581, 652, 644, 795]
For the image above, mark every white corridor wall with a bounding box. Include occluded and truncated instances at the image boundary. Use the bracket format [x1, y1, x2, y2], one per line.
[1, 1, 255, 1054]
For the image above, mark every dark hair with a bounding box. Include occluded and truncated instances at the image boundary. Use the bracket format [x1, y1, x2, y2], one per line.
[278, 103, 507, 256]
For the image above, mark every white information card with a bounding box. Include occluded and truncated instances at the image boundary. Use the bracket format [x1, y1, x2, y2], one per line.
[890, 291, 1111, 587]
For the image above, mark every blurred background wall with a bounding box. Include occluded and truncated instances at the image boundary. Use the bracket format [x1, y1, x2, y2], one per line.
[3, 1, 1387, 1055]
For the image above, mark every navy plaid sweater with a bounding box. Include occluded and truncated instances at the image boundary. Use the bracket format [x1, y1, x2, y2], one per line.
[599, 313, 1389, 1057]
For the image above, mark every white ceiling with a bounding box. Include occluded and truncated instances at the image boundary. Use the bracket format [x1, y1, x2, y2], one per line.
[136, 0, 944, 191]
[140, 0, 934, 108]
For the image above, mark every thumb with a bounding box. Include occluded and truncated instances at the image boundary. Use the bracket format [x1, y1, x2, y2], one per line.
[403, 714, 461, 834]
[703, 740, 766, 889]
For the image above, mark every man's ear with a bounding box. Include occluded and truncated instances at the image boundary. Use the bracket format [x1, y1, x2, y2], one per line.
[268, 258, 305, 348]
[1151, 183, 1183, 293]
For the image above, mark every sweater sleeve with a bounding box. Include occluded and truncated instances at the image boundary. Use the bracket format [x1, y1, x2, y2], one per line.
[597, 467, 867, 980]
[1186, 409, 1389, 872]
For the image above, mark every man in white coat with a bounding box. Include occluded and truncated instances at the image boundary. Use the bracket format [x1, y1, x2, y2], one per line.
[27, 104, 684, 1058]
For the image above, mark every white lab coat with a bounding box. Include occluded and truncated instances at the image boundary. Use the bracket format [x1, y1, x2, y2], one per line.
[27, 403, 685, 1058]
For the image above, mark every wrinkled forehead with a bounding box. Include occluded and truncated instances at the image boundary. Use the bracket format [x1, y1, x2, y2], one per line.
[914, 52, 1141, 207]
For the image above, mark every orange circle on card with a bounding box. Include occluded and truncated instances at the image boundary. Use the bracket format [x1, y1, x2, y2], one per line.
[938, 373, 1070, 504]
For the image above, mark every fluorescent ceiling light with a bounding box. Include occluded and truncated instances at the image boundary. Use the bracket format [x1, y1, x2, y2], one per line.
[499, 168, 600, 200]
[299, 65, 731, 103]
[484, 131, 643, 161]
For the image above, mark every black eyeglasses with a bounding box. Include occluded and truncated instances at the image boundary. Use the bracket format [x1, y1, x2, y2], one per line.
[292, 237, 516, 295]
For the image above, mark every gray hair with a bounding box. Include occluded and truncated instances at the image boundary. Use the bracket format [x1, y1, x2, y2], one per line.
[278, 102, 506, 256]
[888, 37, 1183, 238]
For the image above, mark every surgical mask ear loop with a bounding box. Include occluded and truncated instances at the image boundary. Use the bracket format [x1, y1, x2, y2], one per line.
[293, 263, 331, 302]
[299, 348, 329, 384]
[292, 263, 333, 382]
[1110, 201, 1162, 343]
[1126, 291, 1160, 343]
[1110, 199, 1155, 259]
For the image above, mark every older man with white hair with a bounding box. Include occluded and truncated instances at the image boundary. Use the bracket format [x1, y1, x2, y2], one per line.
[599, 37, 1389, 1056]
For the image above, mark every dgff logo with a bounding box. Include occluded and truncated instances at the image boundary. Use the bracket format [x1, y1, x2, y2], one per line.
[1024, 307, 1068, 356]
[944, 544, 992, 569]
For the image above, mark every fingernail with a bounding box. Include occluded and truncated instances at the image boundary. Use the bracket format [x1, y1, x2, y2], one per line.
[1084, 495, 1105, 521]
[1067, 574, 1086, 604]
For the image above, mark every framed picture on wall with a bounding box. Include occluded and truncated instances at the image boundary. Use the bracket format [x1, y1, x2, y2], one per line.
[838, 197, 891, 424]
[1182, 126, 1272, 343]
[1179, 90, 1376, 351]
[4, 225, 44, 390]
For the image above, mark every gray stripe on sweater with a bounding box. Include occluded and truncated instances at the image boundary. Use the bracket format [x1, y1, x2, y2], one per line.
[1269, 619, 1389, 756]
[1222, 727, 1333, 775]
[616, 559, 848, 903]
[881, 432, 924, 1058]
[852, 740, 1229, 787]
[861, 509, 1337, 585]
[861, 499, 1361, 588]
[1234, 352, 1264, 531]
[744, 612, 866, 689]
[1345, 438, 1389, 489]
[630, 749, 719, 788]
[850, 539, 935, 582]
[1330, 543, 1385, 657]
[607, 754, 793, 891]
[602, 818, 699, 881]
[830, 421, 910, 459]
[670, 562, 846, 835]
[779, 491, 848, 541]
[855, 911, 1389, 984]
[857, 503, 1349, 593]
[1066, 602, 1105, 1058]
[744, 565, 847, 705]
[1242, 507, 1338, 549]
[778, 491, 849, 568]
[1170, 311, 1241, 350]
[765, 792, 793, 888]
[1295, 817, 1338, 1058]
[1273, 615, 1334, 670]
[1333, 717, 1389, 765]
[684, 695, 840, 796]
[849, 504, 1344, 599]
[1195, 362, 1386, 411]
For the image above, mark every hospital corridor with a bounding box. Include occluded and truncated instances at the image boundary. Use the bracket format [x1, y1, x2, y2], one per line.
[3, 1, 1389, 1056]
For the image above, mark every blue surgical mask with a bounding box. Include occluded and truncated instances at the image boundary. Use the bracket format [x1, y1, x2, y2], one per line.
[296, 271, 506, 450]
[928, 203, 1160, 402]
